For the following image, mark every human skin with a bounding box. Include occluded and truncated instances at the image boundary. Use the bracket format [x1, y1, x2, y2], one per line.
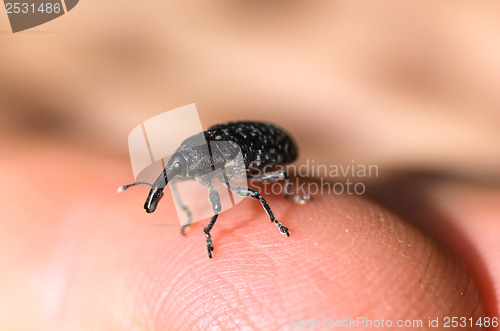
[0, 139, 489, 330]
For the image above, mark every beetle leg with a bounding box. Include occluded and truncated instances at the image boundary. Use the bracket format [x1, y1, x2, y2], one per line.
[195, 178, 221, 258]
[226, 184, 290, 237]
[248, 171, 311, 204]
[170, 183, 193, 235]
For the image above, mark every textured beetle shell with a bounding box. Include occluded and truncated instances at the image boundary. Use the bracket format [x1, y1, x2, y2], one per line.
[176, 121, 298, 176]
[205, 121, 298, 167]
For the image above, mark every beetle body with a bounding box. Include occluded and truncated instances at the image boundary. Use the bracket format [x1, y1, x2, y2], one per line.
[202, 121, 298, 170]
[120, 121, 310, 258]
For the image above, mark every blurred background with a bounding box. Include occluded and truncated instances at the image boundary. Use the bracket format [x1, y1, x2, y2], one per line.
[1, 1, 499, 177]
[1, 0, 500, 329]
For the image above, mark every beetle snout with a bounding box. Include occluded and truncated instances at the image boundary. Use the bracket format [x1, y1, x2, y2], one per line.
[144, 187, 164, 213]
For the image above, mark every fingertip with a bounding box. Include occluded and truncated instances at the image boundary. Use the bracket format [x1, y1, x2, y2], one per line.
[130, 189, 485, 329]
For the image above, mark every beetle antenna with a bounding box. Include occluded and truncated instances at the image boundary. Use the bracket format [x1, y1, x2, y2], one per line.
[117, 181, 153, 193]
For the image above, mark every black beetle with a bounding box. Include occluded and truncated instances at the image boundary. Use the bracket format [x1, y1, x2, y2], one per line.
[119, 121, 310, 258]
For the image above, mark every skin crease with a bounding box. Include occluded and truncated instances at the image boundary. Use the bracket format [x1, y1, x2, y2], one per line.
[1, 1, 500, 329]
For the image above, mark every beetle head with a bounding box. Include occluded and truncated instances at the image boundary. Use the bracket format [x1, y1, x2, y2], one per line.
[144, 153, 187, 213]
